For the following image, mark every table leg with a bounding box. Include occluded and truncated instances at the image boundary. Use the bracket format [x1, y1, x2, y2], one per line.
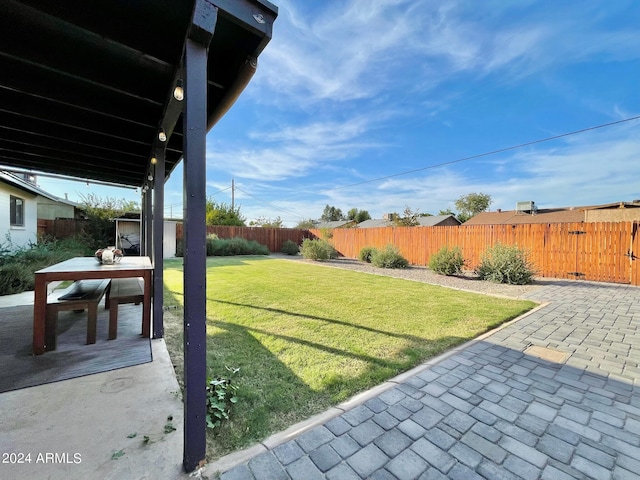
[87, 303, 98, 344]
[33, 275, 47, 355]
[142, 271, 152, 337]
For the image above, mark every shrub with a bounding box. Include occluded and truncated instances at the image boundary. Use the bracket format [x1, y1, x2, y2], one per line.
[429, 246, 465, 276]
[358, 246, 377, 263]
[300, 238, 338, 260]
[178, 236, 269, 257]
[207, 237, 269, 256]
[370, 244, 409, 269]
[281, 240, 299, 256]
[0, 236, 93, 295]
[0, 263, 34, 295]
[475, 243, 536, 285]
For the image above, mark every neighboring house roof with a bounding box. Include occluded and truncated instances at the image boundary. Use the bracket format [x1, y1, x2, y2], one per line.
[586, 201, 640, 210]
[358, 218, 392, 228]
[465, 201, 640, 226]
[0, 171, 77, 207]
[358, 214, 460, 228]
[463, 207, 586, 225]
[416, 215, 461, 226]
[314, 220, 356, 229]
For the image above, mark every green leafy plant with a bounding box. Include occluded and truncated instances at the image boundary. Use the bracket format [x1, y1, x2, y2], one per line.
[206, 237, 269, 256]
[206, 367, 240, 431]
[319, 227, 334, 240]
[111, 450, 125, 460]
[0, 236, 93, 295]
[475, 243, 536, 285]
[300, 238, 338, 260]
[370, 244, 409, 269]
[280, 239, 299, 256]
[358, 246, 377, 263]
[429, 246, 466, 276]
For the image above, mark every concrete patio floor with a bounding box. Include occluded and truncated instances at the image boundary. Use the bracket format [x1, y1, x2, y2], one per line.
[0, 290, 189, 480]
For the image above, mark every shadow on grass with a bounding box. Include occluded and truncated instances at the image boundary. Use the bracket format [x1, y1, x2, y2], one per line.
[209, 298, 433, 344]
[163, 283, 469, 456]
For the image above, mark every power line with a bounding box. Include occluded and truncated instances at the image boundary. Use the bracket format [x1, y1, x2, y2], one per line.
[234, 186, 306, 220]
[323, 115, 640, 193]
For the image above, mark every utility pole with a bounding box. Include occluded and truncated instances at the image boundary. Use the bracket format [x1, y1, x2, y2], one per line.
[231, 178, 235, 210]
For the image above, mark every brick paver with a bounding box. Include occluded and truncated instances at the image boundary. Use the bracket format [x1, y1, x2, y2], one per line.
[218, 280, 640, 480]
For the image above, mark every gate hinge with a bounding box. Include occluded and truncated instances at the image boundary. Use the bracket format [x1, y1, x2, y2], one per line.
[568, 230, 586, 235]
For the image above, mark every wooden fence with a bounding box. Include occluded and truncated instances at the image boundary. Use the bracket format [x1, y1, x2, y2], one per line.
[37, 219, 640, 286]
[176, 224, 311, 254]
[38, 218, 86, 238]
[311, 222, 640, 286]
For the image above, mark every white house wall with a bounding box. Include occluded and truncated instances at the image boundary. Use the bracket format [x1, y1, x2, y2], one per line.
[0, 182, 38, 248]
[163, 221, 176, 258]
[36, 196, 76, 220]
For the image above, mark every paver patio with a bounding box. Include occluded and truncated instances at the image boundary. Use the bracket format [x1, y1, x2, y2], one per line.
[212, 280, 640, 480]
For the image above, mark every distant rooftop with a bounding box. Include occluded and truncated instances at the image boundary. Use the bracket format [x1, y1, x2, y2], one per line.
[463, 201, 640, 225]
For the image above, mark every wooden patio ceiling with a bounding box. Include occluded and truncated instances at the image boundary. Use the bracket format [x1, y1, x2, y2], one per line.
[0, 0, 277, 187]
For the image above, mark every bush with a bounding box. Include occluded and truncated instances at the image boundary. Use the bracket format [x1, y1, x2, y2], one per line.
[281, 240, 299, 256]
[358, 246, 377, 263]
[207, 237, 269, 256]
[370, 244, 409, 269]
[0, 263, 34, 295]
[300, 238, 338, 260]
[475, 243, 536, 285]
[0, 236, 93, 295]
[177, 236, 269, 257]
[429, 246, 465, 276]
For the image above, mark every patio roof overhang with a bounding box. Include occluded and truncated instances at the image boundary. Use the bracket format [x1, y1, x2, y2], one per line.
[0, 0, 278, 472]
[0, 0, 277, 187]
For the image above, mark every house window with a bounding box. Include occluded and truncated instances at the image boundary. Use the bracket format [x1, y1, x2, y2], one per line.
[10, 195, 24, 227]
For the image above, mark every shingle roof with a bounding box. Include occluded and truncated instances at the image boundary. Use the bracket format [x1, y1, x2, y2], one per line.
[463, 207, 585, 225]
[0, 171, 76, 205]
[358, 219, 392, 228]
[416, 215, 460, 226]
[314, 220, 356, 229]
[358, 214, 460, 228]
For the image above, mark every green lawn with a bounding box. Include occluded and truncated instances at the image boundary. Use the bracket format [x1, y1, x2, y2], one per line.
[162, 256, 535, 459]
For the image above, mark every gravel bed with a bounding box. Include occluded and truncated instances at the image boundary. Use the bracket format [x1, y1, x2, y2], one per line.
[276, 255, 543, 299]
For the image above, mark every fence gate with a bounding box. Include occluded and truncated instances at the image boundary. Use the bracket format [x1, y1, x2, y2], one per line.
[568, 222, 634, 284]
[567, 228, 587, 280]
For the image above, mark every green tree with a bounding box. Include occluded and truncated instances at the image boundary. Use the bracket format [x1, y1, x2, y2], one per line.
[250, 216, 284, 228]
[347, 208, 372, 223]
[438, 208, 455, 216]
[79, 193, 139, 247]
[454, 193, 492, 223]
[321, 205, 345, 222]
[206, 198, 245, 226]
[394, 206, 420, 227]
[295, 219, 316, 229]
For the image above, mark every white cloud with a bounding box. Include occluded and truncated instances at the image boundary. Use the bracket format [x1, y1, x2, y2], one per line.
[206, 113, 393, 181]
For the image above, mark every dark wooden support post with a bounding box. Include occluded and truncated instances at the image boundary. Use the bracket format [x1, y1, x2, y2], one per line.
[139, 191, 146, 256]
[182, 0, 217, 472]
[144, 187, 153, 257]
[152, 151, 165, 338]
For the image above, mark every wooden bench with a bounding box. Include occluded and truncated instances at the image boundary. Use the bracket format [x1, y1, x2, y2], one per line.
[45, 279, 111, 349]
[105, 277, 145, 340]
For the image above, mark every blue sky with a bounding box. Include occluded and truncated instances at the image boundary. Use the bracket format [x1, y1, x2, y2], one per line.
[38, 0, 640, 226]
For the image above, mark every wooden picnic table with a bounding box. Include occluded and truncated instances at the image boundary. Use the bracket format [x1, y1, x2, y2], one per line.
[32, 256, 153, 355]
